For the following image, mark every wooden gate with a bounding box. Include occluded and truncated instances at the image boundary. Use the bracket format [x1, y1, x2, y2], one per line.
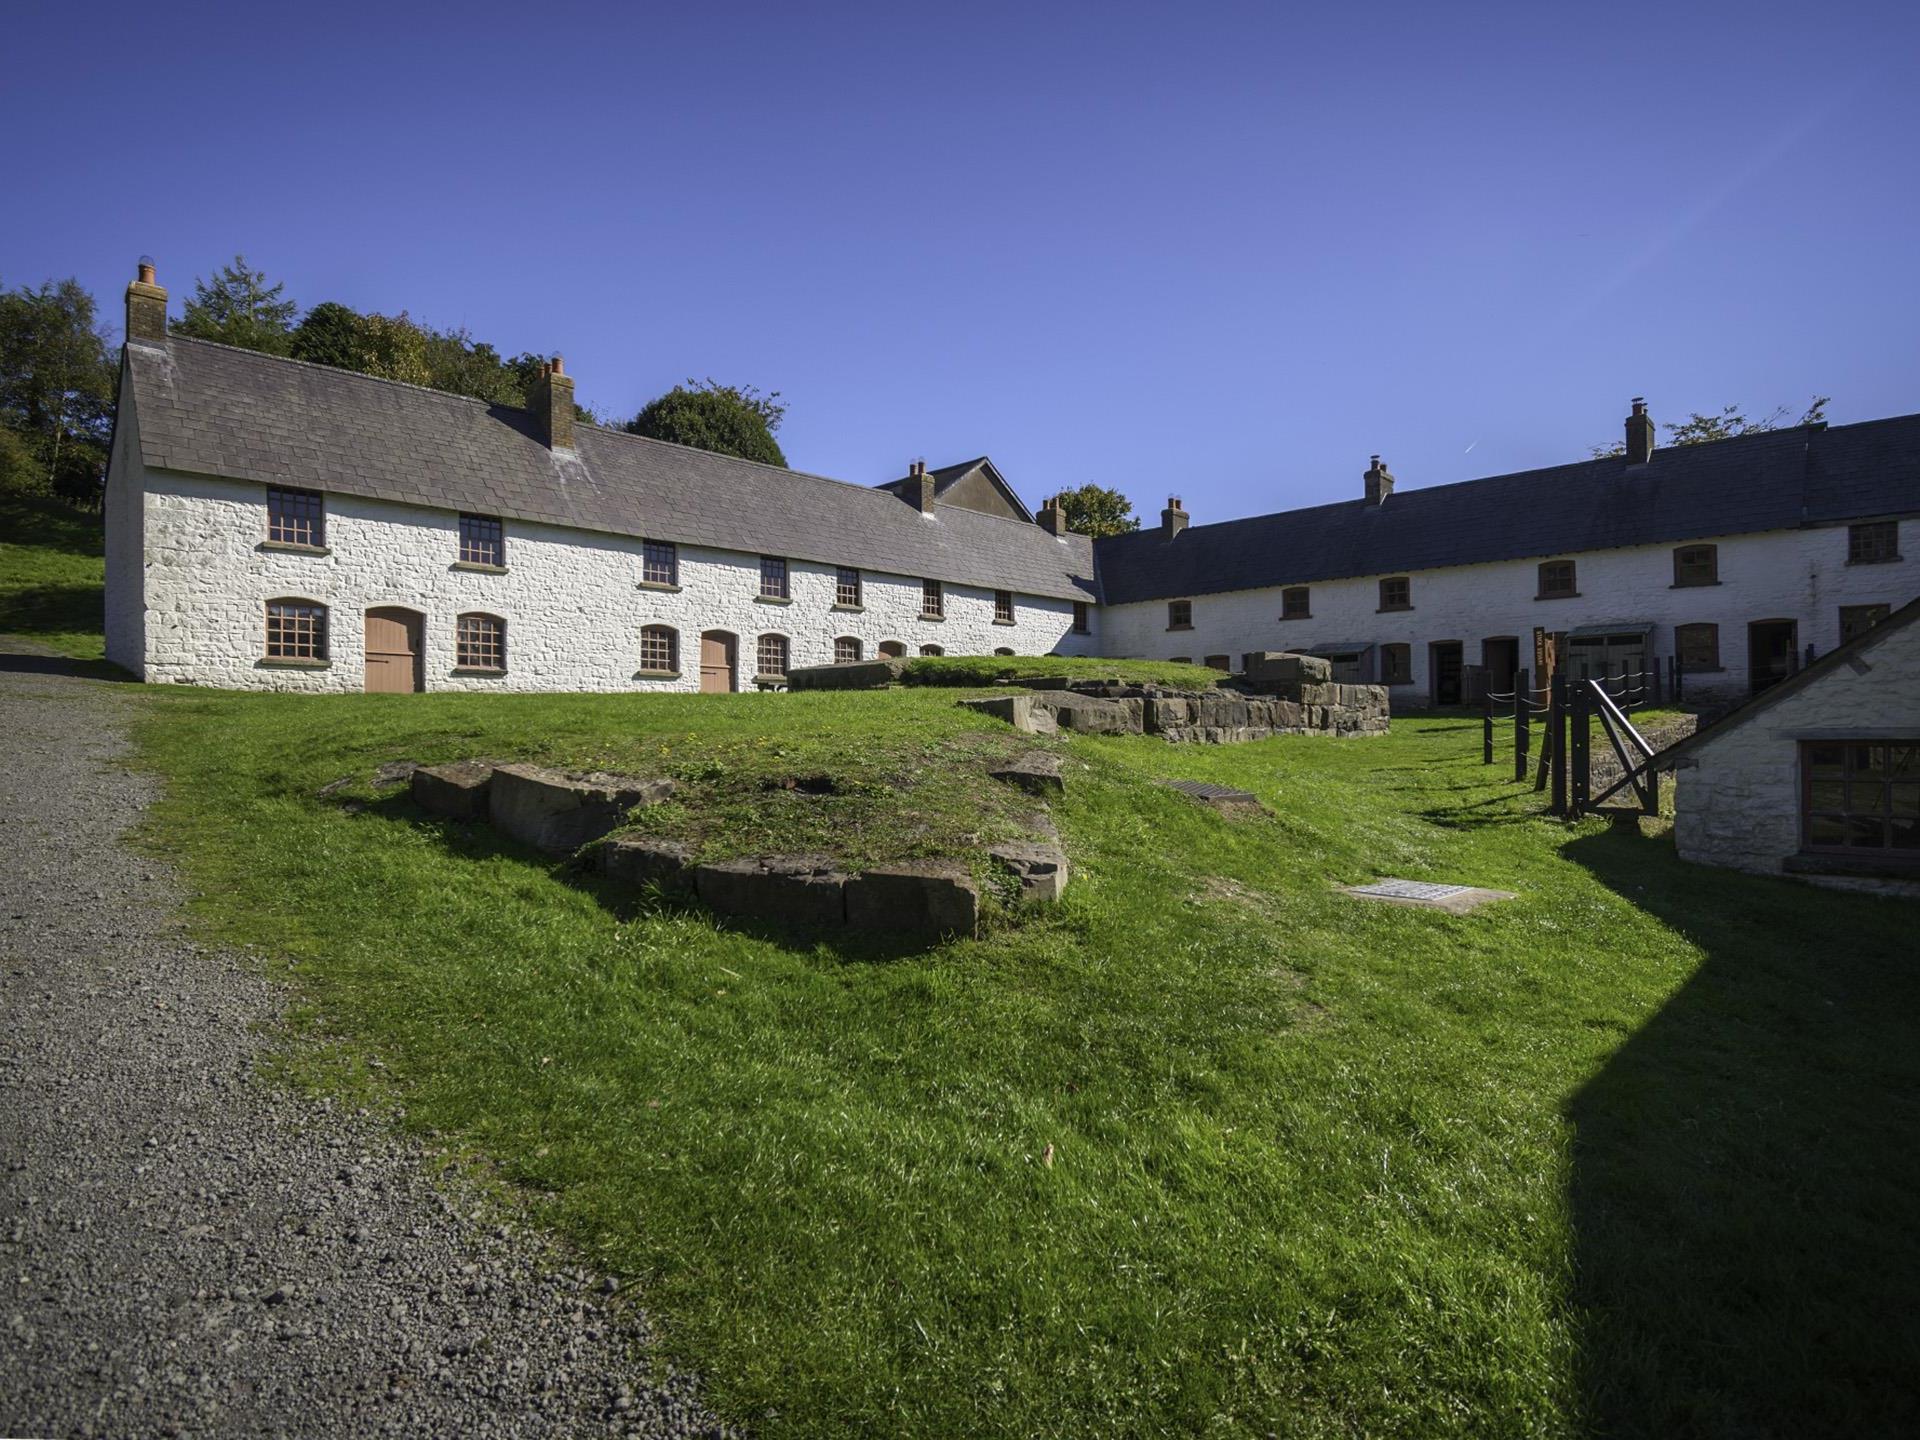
[699, 631, 736, 693]
[364, 607, 423, 693]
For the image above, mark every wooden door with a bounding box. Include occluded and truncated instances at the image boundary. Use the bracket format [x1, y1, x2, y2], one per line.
[1430, 641, 1464, 705]
[699, 631, 736, 693]
[1748, 619, 1797, 694]
[364, 607, 422, 693]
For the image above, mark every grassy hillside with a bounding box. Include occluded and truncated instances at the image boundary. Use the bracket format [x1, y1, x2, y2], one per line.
[0, 494, 106, 658]
[132, 684, 1920, 1438]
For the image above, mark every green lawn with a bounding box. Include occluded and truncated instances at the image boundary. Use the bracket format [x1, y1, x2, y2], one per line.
[0, 495, 106, 658]
[129, 683, 1920, 1438]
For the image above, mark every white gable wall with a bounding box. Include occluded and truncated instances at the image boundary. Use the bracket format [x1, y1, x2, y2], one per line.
[135, 470, 1092, 692]
[101, 396, 146, 677]
[1098, 521, 1917, 703]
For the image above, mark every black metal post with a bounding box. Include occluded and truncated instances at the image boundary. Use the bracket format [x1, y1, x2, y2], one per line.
[1549, 672, 1569, 815]
[1570, 680, 1589, 815]
[1514, 667, 1530, 783]
[1483, 688, 1494, 764]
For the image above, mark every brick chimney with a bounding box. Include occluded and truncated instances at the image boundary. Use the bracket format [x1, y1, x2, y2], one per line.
[1625, 397, 1655, 465]
[125, 256, 167, 345]
[1037, 493, 1070, 536]
[1364, 454, 1394, 506]
[1161, 495, 1188, 539]
[904, 459, 935, 513]
[529, 356, 575, 451]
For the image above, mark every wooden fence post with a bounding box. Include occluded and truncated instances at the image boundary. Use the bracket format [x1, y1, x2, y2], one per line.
[1570, 680, 1589, 815]
[1549, 672, 1569, 815]
[1483, 687, 1494, 764]
[1514, 667, 1530, 783]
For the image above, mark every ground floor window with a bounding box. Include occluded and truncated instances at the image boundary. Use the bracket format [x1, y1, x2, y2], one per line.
[834, 636, 862, 664]
[455, 613, 506, 671]
[640, 625, 678, 673]
[1840, 604, 1891, 644]
[1204, 654, 1230, 671]
[1801, 741, 1920, 854]
[1380, 642, 1412, 685]
[1676, 622, 1719, 672]
[993, 647, 1015, 657]
[265, 599, 327, 661]
[756, 633, 788, 678]
[919, 644, 943, 657]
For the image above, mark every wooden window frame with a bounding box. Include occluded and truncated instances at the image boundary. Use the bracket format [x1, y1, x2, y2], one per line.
[1072, 601, 1090, 635]
[457, 513, 505, 568]
[1167, 599, 1192, 631]
[833, 635, 862, 664]
[1800, 740, 1920, 857]
[1280, 586, 1311, 620]
[454, 613, 506, 672]
[266, 486, 325, 548]
[639, 624, 678, 675]
[1675, 622, 1720, 673]
[1537, 560, 1577, 599]
[264, 598, 328, 662]
[1380, 642, 1413, 685]
[993, 590, 1015, 625]
[755, 632, 789, 679]
[920, 579, 944, 620]
[834, 566, 862, 608]
[641, 539, 679, 587]
[759, 555, 790, 601]
[1378, 576, 1411, 612]
[1847, 521, 1900, 565]
[1671, 543, 1718, 587]
[1840, 604, 1892, 645]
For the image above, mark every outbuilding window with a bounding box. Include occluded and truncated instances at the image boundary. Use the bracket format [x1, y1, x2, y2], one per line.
[1675, 623, 1720, 672]
[1537, 560, 1577, 598]
[1672, 544, 1717, 586]
[1378, 576, 1411, 611]
[265, 599, 327, 661]
[921, 579, 944, 619]
[455, 613, 506, 671]
[994, 590, 1015, 624]
[642, 540, 678, 587]
[639, 625, 678, 674]
[458, 514, 505, 567]
[759, 556, 789, 600]
[1167, 600, 1192, 630]
[834, 635, 862, 664]
[756, 633, 789, 678]
[1381, 643, 1413, 685]
[919, 644, 944, 657]
[1072, 601, 1090, 634]
[1801, 741, 1920, 854]
[267, 486, 324, 547]
[835, 567, 862, 607]
[1847, 521, 1899, 565]
[1281, 586, 1311, 620]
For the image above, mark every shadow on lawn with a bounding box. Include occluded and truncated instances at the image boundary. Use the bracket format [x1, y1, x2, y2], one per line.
[1565, 829, 1920, 1438]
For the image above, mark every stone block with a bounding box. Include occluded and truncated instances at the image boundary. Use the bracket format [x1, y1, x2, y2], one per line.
[1044, 694, 1143, 735]
[411, 760, 494, 821]
[694, 855, 848, 927]
[785, 658, 910, 691]
[1145, 697, 1192, 733]
[844, 860, 979, 938]
[988, 751, 1064, 797]
[1244, 652, 1331, 688]
[989, 840, 1070, 903]
[489, 764, 676, 854]
[597, 835, 695, 895]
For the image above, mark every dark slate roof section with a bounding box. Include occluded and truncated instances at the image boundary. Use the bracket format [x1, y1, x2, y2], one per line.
[124, 337, 1097, 602]
[1092, 418, 1920, 605]
[875, 457, 1035, 522]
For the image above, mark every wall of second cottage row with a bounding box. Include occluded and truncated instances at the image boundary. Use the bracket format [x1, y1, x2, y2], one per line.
[136, 471, 1094, 692]
[1097, 521, 1918, 704]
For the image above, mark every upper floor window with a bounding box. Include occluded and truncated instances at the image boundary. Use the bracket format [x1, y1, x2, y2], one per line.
[1672, 544, 1717, 586]
[1281, 586, 1311, 620]
[1801, 741, 1920, 854]
[921, 579, 944, 619]
[759, 556, 789, 600]
[1840, 604, 1891, 644]
[1378, 576, 1411, 611]
[458, 513, 504, 567]
[1167, 599, 1192, 630]
[834, 635, 862, 664]
[639, 624, 678, 674]
[1537, 560, 1577, 598]
[835, 566, 862, 607]
[264, 599, 327, 661]
[756, 632, 789, 678]
[642, 539, 678, 587]
[1848, 521, 1900, 565]
[455, 613, 506, 672]
[1676, 622, 1719, 672]
[919, 644, 944, 657]
[1072, 601, 1090, 635]
[1380, 642, 1412, 685]
[267, 486, 324, 548]
[994, 590, 1015, 624]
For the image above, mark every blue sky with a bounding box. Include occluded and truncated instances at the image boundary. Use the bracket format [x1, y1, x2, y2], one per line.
[5, 0, 1914, 522]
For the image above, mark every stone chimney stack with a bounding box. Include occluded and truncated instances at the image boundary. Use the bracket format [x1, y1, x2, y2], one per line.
[1364, 455, 1395, 506]
[1161, 495, 1188, 539]
[1625, 397, 1655, 465]
[904, 459, 935, 513]
[125, 256, 167, 345]
[529, 356, 575, 451]
[1037, 493, 1070, 536]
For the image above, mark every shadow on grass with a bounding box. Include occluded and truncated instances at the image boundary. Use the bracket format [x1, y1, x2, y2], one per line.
[0, 581, 104, 636]
[0, 641, 133, 682]
[1564, 829, 1920, 1438]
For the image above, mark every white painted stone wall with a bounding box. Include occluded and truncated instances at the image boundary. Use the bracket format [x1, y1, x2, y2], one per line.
[133, 470, 1092, 692]
[1099, 522, 1918, 704]
[1672, 614, 1920, 893]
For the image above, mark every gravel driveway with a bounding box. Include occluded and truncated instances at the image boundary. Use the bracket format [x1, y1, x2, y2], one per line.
[0, 644, 732, 1439]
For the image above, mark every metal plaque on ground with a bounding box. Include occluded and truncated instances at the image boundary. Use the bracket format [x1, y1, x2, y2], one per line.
[1341, 877, 1516, 913]
[1165, 779, 1262, 804]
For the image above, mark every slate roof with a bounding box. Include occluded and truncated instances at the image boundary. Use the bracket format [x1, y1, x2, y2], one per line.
[1093, 418, 1920, 605]
[875, 457, 1035, 522]
[123, 337, 1097, 602]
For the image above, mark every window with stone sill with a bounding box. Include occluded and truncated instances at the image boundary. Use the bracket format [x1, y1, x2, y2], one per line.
[1847, 521, 1899, 564]
[835, 566, 862, 607]
[1840, 604, 1891, 644]
[1167, 600, 1192, 630]
[1802, 740, 1920, 854]
[455, 613, 506, 671]
[760, 555, 789, 600]
[642, 539, 678, 586]
[458, 513, 504, 567]
[993, 590, 1015, 624]
[267, 486, 324, 547]
[1381, 642, 1413, 685]
[1672, 543, 1717, 586]
[1072, 601, 1090, 634]
[834, 635, 862, 664]
[1675, 622, 1719, 672]
[921, 579, 944, 619]
[756, 632, 788, 677]
[265, 599, 327, 660]
[1281, 586, 1310, 620]
[1537, 560, 1576, 598]
[640, 625, 678, 673]
[1378, 576, 1411, 611]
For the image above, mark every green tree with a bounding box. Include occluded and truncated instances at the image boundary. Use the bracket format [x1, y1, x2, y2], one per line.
[624, 379, 787, 467]
[1054, 482, 1140, 537]
[353, 312, 432, 387]
[289, 301, 365, 370]
[174, 255, 298, 354]
[0, 277, 115, 505]
[1593, 396, 1830, 456]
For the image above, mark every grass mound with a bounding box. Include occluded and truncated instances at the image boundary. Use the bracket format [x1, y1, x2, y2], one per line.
[0, 495, 105, 658]
[902, 653, 1221, 688]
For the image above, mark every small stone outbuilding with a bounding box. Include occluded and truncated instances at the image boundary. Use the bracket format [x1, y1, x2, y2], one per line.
[1655, 596, 1920, 896]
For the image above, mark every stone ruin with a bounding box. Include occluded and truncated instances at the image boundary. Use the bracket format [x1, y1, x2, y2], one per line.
[403, 755, 1069, 947]
[962, 652, 1389, 743]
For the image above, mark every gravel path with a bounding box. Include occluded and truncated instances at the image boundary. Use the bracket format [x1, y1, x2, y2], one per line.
[0, 644, 733, 1439]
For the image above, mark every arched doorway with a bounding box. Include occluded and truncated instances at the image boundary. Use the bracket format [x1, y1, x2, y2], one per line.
[364, 607, 423, 693]
[699, 630, 738, 693]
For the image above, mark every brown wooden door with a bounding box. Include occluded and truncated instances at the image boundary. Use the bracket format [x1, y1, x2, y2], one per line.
[364, 608, 422, 693]
[699, 631, 736, 693]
